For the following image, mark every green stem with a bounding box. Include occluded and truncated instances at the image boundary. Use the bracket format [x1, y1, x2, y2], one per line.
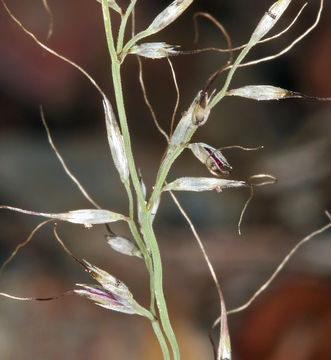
[101, 0, 117, 59]
[110, 40, 176, 358]
[148, 144, 186, 210]
[126, 215, 155, 309]
[126, 178, 168, 357]
[111, 61, 146, 207]
[127, 218, 147, 257]
[116, 0, 138, 53]
[101, 3, 174, 358]
[101, 0, 145, 207]
[152, 319, 171, 360]
[124, 180, 134, 219]
[141, 213, 180, 360]
[134, 302, 154, 321]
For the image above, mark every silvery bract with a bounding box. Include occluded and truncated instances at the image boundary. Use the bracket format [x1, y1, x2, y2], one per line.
[83, 260, 130, 298]
[54, 209, 127, 225]
[251, 0, 292, 43]
[151, 93, 207, 213]
[129, 42, 179, 59]
[168, 91, 211, 151]
[158, 92, 203, 175]
[217, 307, 232, 360]
[188, 143, 232, 177]
[147, 0, 193, 35]
[226, 85, 299, 101]
[168, 92, 201, 149]
[74, 284, 136, 314]
[150, 195, 160, 223]
[163, 177, 247, 192]
[78, 260, 152, 318]
[103, 97, 129, 182]
[0, 206, 127, 227]
[106, 235, 142, 258]
[137, 172, 147, 226]
[191, 93, 212, 126]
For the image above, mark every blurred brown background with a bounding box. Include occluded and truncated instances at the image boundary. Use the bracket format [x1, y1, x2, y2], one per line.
[0, 1, 330, 359]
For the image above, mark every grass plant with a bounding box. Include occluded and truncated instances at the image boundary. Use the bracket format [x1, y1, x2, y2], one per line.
[1, 1, 330, 359]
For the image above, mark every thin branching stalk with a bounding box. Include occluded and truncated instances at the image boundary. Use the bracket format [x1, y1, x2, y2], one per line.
[117, 0, 138, 52]
[101, 1, 179, 357]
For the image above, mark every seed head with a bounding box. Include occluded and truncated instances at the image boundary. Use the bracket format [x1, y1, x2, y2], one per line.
[191, 93, 211, 126]
[74, 284, 136, 314]
[82, 260, 130, 299]
[103, 97, 129, 182]
[147, 0, 193, 35]
[129, 42, 179, 59]
[188, 143, 232, 177]
[106, 235, 142, 258]
[163, 177, 247, 192]
[75, 260, 152, 318]
[56, 209, 127, 227]
[227, 85, 296, 101]
[169, 91, 211, 150]
[251, 0, 292, 43]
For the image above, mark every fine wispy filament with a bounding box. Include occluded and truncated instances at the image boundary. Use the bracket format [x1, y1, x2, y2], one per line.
[0, 0, 106, 99]
[42, 0, 53, 41]
[40, 107, 101, 209]
[212, 213, 331, 324]
[167, 57, 180, 138]
[238, 174, 277, 236]
[0, 219, 53, 276]
[137, 57, 170, 143]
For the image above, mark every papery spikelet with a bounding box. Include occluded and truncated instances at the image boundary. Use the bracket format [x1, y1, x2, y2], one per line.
[163, 177, 247, 192]
[55, 209, 127, 226]
[169, 91, 211, 150]
[168, 92, 201, 148]
[137, 171, 147, 226]
[106, 235, 142, 258]
[227, 85, 299, 101]
[217, 304, 232, 360]
[191, 93, 211, 126]
[76, 261, 153, 319]
[82, 260, 130, 298]
[129, 42, 179, 59]
[103, 97, 129, 182]
[150, 194, 160, 223]
[74, 284, 136, 314]
[251, 0, 292, 43]
[147, 0, 193, 35]
[0, 206, 127, 228]
[188, 143, 232, 177]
